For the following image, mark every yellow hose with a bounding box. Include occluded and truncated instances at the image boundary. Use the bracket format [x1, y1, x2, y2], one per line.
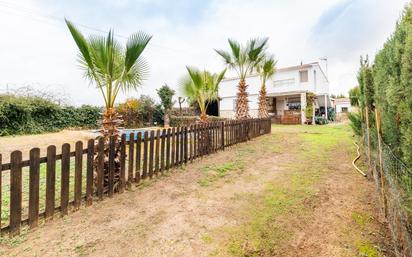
[352, 142, 367, 177]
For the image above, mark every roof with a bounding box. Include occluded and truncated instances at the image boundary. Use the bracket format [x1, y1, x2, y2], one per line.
[222, 62, 326, 82]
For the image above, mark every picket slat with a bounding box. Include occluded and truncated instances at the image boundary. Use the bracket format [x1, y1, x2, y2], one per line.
[166, 128, 171, 169]
[142, 131, 149, 179]
[184, 126, 188, 163]
[45, 145, 56, 220]
[74, 141, 83, 210]
[161, 129, 166, 172]
[175, 127, 180, 166]
[28, 148, 40, 228]
[10, 151, 22, 236]
[149, 130, 155, 178]
[171, 127, 175, 167]
[120, 134, 126, 193]
[155, 130, 160, 175]
[135, 132, 142, 183]
[97, 138, 105, 200]
[128, 133, 135, 188]
[61, 144, 70, 216]
[108, 136, 115, 197]
[86, 139, 94, 206]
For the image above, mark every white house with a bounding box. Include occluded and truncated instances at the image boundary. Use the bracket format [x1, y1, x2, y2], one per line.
[332, 98, 352, 113]
[218, 62, 331, 124]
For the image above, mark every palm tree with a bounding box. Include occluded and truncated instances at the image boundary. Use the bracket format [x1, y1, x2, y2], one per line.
[66, 19, 151, 192]
[181, 67, 226, 122]
[65, 19, 152, 140]
[215, 38, 268, 119]
[256, 56, 277, 118]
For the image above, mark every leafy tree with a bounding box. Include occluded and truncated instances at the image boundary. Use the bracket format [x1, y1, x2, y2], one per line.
[157, 84, 175, 127]
[65, 19, 151, 140]
[256, 55, 276, 118]
[180, 67, 226, 122]
[215, 38, 268, 119]
[349, 86, 361, 107]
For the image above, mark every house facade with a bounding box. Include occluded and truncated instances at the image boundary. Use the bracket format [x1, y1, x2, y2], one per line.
[218, 62, 331, 124]
[332, 98, 352, 113]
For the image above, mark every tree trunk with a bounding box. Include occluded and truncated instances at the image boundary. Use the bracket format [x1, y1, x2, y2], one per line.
[164, 112, 170, 128]
[236, 79, 250, 119]
[258, 85, 269, 118]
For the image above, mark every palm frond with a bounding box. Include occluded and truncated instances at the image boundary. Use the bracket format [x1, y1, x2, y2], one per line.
[228, 39, 241, 60]
[65, 19, 96, 78]
[125, 32, 152, 72]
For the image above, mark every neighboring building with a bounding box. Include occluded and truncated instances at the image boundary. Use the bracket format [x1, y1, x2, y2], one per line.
[332, 97, 352, 113]
[218, 62, 331, 124]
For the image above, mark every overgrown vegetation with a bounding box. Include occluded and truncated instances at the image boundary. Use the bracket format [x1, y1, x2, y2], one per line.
[0, 94, 100, 136]
[351, 3, 412, 168]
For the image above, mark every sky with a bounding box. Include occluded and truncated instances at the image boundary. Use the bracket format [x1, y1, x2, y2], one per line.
[0, 0, 409, 106]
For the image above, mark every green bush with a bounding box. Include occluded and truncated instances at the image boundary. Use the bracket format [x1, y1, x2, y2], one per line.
[0, 95, 101, 136]
[314, 116, 328, 125]
[348, 112, 362, 136]
[170, 115, 226, 127]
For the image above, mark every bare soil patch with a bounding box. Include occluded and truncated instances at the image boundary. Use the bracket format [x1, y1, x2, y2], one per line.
[0, 130, 95, 162]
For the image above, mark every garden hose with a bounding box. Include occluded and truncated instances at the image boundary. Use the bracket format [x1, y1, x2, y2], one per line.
[352, 141, 367, 177]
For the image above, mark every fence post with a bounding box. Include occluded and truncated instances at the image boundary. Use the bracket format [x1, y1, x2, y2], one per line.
[375, 108, 387, 217]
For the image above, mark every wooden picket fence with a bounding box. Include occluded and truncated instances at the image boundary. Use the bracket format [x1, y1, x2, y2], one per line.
[0, 118, 271, 237]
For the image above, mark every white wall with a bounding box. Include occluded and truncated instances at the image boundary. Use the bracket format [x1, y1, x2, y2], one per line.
[335, 102, 352, 113]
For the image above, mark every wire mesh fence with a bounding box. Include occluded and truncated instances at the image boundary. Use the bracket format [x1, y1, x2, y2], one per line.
[363, 128, 412, 257]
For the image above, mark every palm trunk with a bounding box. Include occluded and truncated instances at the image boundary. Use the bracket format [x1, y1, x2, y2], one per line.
[236, 79, 250, 119]
[94, 107, 124, 194]
[258, 85, 269, 118]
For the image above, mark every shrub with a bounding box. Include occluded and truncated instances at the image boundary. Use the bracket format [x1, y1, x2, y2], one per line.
[348, 112, 362, 136]
[170, 115, 227, 127]
[315, 116, 328, 125]
[0, 94, 101, 136]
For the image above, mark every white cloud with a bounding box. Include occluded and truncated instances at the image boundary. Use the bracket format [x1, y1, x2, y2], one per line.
[0, 0, 409, 105]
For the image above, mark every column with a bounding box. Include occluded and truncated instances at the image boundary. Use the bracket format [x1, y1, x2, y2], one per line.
[300, 93, 306, 125]
[324, 94, 328, 120]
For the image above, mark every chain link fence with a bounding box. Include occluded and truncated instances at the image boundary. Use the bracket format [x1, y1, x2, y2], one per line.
[363, 128, 412, 257]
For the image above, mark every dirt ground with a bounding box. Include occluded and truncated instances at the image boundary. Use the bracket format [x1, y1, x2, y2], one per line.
[0, 130, 95, 162]
[0, 124, 393, 257]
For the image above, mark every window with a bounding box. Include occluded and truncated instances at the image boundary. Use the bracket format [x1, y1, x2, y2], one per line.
[299, 70, 308, 83]
[341, 107, 348, 113]
[286, 97, 301, 111]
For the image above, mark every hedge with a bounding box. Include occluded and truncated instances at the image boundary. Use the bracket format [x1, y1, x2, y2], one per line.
[170, 115, 227, 127]
[0, 95, 101, 136]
